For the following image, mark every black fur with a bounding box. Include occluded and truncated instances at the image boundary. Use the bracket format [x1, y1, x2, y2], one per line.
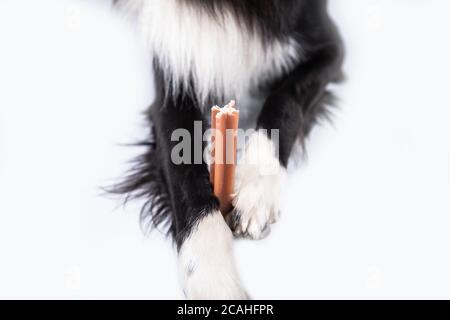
[112, 63, 219, 247]
[112, 0, 344, 248]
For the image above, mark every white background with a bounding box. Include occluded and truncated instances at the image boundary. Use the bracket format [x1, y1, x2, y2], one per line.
[0, 0, 449, 299]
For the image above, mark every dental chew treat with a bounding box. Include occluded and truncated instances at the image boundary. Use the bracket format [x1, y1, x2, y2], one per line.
[210, 101, 239, 215]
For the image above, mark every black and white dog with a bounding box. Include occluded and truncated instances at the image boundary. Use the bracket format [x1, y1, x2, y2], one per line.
[113, 0, 344, 299]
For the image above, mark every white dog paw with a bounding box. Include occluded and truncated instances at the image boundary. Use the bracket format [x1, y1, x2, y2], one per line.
[230, 131, 286, 240]
[178, 211, 249, 300]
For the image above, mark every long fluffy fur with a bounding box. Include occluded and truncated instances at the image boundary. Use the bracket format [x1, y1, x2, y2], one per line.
[116, 0, 302, 106]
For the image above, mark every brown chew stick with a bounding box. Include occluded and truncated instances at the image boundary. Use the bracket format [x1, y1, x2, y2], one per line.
[210, 101, 239, 215]
[213, 111, 226, 208]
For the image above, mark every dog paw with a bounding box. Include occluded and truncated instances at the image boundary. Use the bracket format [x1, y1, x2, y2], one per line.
[229, 131, 286, 240]
[178, 211, 249, 300]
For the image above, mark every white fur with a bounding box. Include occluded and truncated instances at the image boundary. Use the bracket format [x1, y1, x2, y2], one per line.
[178, 210, 248, 300]
[120, 0, 301, 104]
[232, 131, 287, 239]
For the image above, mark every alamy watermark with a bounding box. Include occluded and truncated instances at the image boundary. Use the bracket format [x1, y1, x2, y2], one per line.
[170, 121, 280, 175]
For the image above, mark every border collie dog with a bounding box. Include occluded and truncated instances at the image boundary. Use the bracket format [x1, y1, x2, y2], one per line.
[114, 0, 343, 299]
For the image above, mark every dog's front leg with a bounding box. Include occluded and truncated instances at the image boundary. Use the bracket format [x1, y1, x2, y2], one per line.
[150, 93, 248, 300]
[231, 41, 344, 240]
